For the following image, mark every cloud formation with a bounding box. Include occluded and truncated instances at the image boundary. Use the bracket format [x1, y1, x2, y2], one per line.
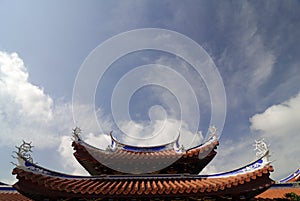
[250, 92, 300, 179]
[0, 52, 61, 147]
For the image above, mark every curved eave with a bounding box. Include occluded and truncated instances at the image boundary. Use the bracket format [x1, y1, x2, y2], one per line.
[12, 155, 274, 180]
[72, 137, 218, 160]
[185, 138, 219, 156]
[74, 134, 218, 156]
[279, 168, 300, 183]
[206, 151, 271, 178]
[14, 156, 87, 179]
[12, 160, 274, 200]
[72, 140, 218, 175]
[72, 136, 219, 175]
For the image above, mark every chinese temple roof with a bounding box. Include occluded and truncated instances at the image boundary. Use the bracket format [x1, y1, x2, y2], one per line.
[7, 129, 280, 200]
[12, 155, 274, 200]
[11, 140, 275, 200]
[72, 128, 219, 175]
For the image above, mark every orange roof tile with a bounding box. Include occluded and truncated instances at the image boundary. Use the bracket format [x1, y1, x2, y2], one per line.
[0, 188, 32, 201]
[72, 138, 218, 175]
[256, 184, 300, 199]
[12, 165, 274, 200]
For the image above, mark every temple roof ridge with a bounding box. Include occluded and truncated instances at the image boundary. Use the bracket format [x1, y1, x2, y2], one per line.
[12, 147, 272, 181]
[109, 131, 181, 150]
[279, 167, 300, 183]
[73, 126, 220, 153]
[207, 141, 271, 178]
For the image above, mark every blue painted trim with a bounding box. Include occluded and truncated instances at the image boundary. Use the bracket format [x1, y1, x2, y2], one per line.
[22, 157, 86, 179]
[280, 168, 300, 183]
[0, 186, 16, 191]
[208, 157, 265, 177]
[123, 145, 166, 152]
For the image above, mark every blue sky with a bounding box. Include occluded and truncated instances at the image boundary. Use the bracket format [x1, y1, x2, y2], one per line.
[0, 1, 300, 183]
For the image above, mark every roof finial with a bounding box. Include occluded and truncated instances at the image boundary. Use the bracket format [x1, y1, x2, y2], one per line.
[254, 139, 270, 159]
[12, 140, 34, 166]
[208, 125, 218, 140]
[174, 132, 185, 153]
[107, 131, 117, 152]
[72, 127, 82, 141]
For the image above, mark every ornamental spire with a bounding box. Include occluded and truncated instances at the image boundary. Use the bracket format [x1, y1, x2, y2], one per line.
[72, 127, 82, 141]
[254, 139, 270, 159]
[12, 140, 34, 166]
[208, 125, 218, 140]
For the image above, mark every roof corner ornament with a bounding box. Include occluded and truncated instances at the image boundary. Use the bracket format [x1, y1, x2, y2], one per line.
[107, 131, 117, 152]
[208, 125, 218, 140]
[174, 132, 185, 153]
[254, 139, 270, 160]
[72, 127, 82, 142]
[12, 140, 34, 166]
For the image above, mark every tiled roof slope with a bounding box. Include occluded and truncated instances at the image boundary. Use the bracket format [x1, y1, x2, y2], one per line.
[0, 192, 32, 201]
[0, 185, 32, 201]
[12, 160, 274, 200]
[256, 183, 300, 199]
[72, 137, 219, 175]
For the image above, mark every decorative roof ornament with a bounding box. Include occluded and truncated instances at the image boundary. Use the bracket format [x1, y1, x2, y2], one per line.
[108, 130, 182, 152]
[254, 139, 270, 159]
[12, 140, 34, 166]
[208, 125, 218, 140]
[107, 131, 117, 152]
[72, 127, 82, 142]
[174, 132, 185, 153]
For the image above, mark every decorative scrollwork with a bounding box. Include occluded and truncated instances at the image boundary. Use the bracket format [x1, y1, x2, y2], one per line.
[107, 131, 117, 152]
[208, 125, 218, 140]
[12, 140, 34, 165]
[72, 127, 82, 141]
[254, 139, 269, 158]
[173, 132, 185, 153]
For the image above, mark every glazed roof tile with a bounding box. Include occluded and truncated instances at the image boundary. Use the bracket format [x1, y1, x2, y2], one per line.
[256, 183, 300, 199]
[0, 186, 32, 201]
[0, 192, 32, 201]
[74, 138, 218, 158]
[12, 165, 274, 199]
[72, 138, 219, 175]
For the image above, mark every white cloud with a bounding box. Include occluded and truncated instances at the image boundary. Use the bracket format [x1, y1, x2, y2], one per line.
[0, 52, 53, 121]
[0, 52, 60, 147]
[250, 92, 300, 179]
[0, 51, 112, 148]
[0, 51, 119, 181]
[203, 92, 300, 180]
[58, 136, 89, 175]
[0, 52, 67, 182]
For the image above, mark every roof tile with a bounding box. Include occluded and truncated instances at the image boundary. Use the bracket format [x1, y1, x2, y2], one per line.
[11, 165, 274, 199]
